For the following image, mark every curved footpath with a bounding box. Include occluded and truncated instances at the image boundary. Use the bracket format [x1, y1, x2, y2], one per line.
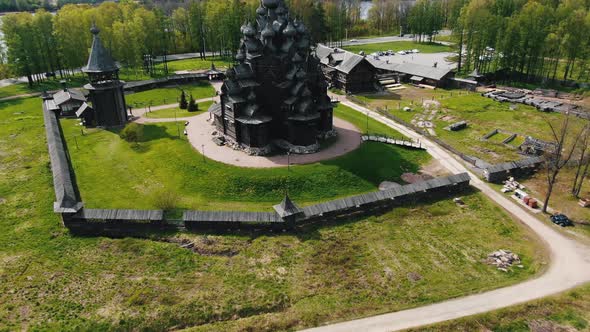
[133, 111, 362, 168]
[301, 99, 590, 332]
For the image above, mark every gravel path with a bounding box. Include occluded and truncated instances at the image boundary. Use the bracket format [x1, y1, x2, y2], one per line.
[301, 99, 590, 332]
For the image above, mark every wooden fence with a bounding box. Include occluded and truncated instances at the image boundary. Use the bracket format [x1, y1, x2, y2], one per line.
[43, 96, 471, 237]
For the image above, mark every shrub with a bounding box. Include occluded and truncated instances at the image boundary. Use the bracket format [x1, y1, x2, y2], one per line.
[187, 94, 197, 112]
[179, 90, 188, 109]
[150, 189, 180, 211]
[119, 123, 144, 143]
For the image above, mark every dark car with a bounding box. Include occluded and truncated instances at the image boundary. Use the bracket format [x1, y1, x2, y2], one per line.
[550, 214, 573, 227]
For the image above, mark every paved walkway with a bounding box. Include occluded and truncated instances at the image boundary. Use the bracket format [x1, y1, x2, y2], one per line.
[186, 114, 361, 168]
[132, 97, 217, 122]
[302, 99, 590, 332]
[134, 110, 362, 168]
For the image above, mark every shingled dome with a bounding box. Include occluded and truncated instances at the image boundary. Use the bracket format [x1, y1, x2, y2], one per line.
[83, 26, 119, 73]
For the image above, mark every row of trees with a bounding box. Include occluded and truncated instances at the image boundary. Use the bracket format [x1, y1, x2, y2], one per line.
[0, 0, 94, 13]
[452, 0, 590, 82]
[0, 0, 381, 83]
[407, 0, 446, 42]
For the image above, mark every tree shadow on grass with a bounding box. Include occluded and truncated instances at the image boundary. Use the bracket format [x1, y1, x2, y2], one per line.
[106, 124, 179, 141]
[321, 142, 425, 186]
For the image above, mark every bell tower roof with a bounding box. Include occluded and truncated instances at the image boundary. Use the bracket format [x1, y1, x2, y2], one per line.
[83, 26, 119, 74]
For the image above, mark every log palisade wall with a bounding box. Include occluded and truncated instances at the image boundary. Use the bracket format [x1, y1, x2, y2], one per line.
[43, 98, 471, 237]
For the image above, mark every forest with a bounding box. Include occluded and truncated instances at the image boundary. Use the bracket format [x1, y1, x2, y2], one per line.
[450, 0, 590, 82]
[0, 0, 589, 85]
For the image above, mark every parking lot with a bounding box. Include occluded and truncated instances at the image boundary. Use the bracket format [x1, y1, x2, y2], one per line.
[369, 51, 458, 70]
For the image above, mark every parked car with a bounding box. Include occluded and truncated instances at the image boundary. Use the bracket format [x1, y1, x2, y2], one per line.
[412, 49, 420, 53]
[349, 39, 357, 42]
[550, 214, 573, 227]
[397, 51, 406, 55]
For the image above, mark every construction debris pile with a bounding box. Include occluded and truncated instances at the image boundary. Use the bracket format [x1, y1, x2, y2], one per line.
[486, 249, 522, 272]
[482, 89, 589, 119]
[500, 177, 525, 193]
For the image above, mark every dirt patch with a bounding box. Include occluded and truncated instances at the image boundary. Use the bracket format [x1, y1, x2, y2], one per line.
[420, 159, 450, 178]
[528, 319, 577, 332]
[401, 172, 434, 184]
[379, 181, 401, 191]
[423, 100, 440, 109]
[165, 237, 242, 257]
[407, 272, 422, 282]
[0, 197, 6, 204]
[439, 115, 457, 122]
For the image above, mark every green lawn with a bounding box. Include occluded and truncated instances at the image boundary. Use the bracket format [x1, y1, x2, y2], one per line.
[334, 102, 409, 138]
[411, 284, 590, 331]
[0, 76, 88, 99]
[355, 87, 575, 163]
[125, 82, 216, 108]
[63, 104, 428, 211]
[155, 56, 233, 73]
[145, 101, 214, 119]
[0, 96, 547, 331]
[343, 41, 453, 54]
[0, 56, 228, 100]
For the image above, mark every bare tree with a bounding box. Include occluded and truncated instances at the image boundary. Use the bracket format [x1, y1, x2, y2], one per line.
[542, 113, 581, 213]
[572, 123, 590, 197]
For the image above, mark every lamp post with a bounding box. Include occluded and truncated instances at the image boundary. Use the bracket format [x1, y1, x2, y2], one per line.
[287, 151, 291, 173]
[175, 107, 180, 138]
[366, 111, 369, 134]
[163, 27, 169, 76]
[202, 144, 206, 163]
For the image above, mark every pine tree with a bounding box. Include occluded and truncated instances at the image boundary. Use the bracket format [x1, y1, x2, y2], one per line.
[187, 94, 197, 112]
[179, 90, 188, 109]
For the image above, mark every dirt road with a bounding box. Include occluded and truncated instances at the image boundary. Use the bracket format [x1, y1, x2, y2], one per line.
[301, 99, 590, 332]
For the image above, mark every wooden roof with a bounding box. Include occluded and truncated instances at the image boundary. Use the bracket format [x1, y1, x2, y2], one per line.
[273, 195, 303, 217]
[75, 208, 163, 221]
[183, 211, 283, 223]
[83, 27, 119, 73]
[43, 101, 82, 213]
[302, 173, 470, 217]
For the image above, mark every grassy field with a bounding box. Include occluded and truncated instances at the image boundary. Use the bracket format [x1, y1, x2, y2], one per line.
[0, 93, 549, 330]
[334, 102, 408, 138]
[145, 101, 214, 119]
[0, 56, 228, 100]
[0, 118, 546, 330]
[410, 284, 590, 331]
[519, 167, 590, 238]
[125, 82, 216, 108]
[62, 103, 428, 211]
[343, 41, 453, 54]
[155, 56, 233, 73]
[355, 86, 576, 163]
[354, 86, 590, 237]
[0, 76, 89, 99]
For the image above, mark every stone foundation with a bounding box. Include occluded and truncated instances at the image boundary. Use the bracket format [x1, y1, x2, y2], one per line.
[214, 130, 339, 156]
[274, 139, 320, 154]
[214, 135, 273, 156]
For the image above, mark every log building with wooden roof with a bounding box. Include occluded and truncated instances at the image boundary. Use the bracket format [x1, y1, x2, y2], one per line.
[210, 0, 334, 155]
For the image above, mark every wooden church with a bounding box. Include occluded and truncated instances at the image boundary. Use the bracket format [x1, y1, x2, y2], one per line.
[209, 0, 334, 155]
